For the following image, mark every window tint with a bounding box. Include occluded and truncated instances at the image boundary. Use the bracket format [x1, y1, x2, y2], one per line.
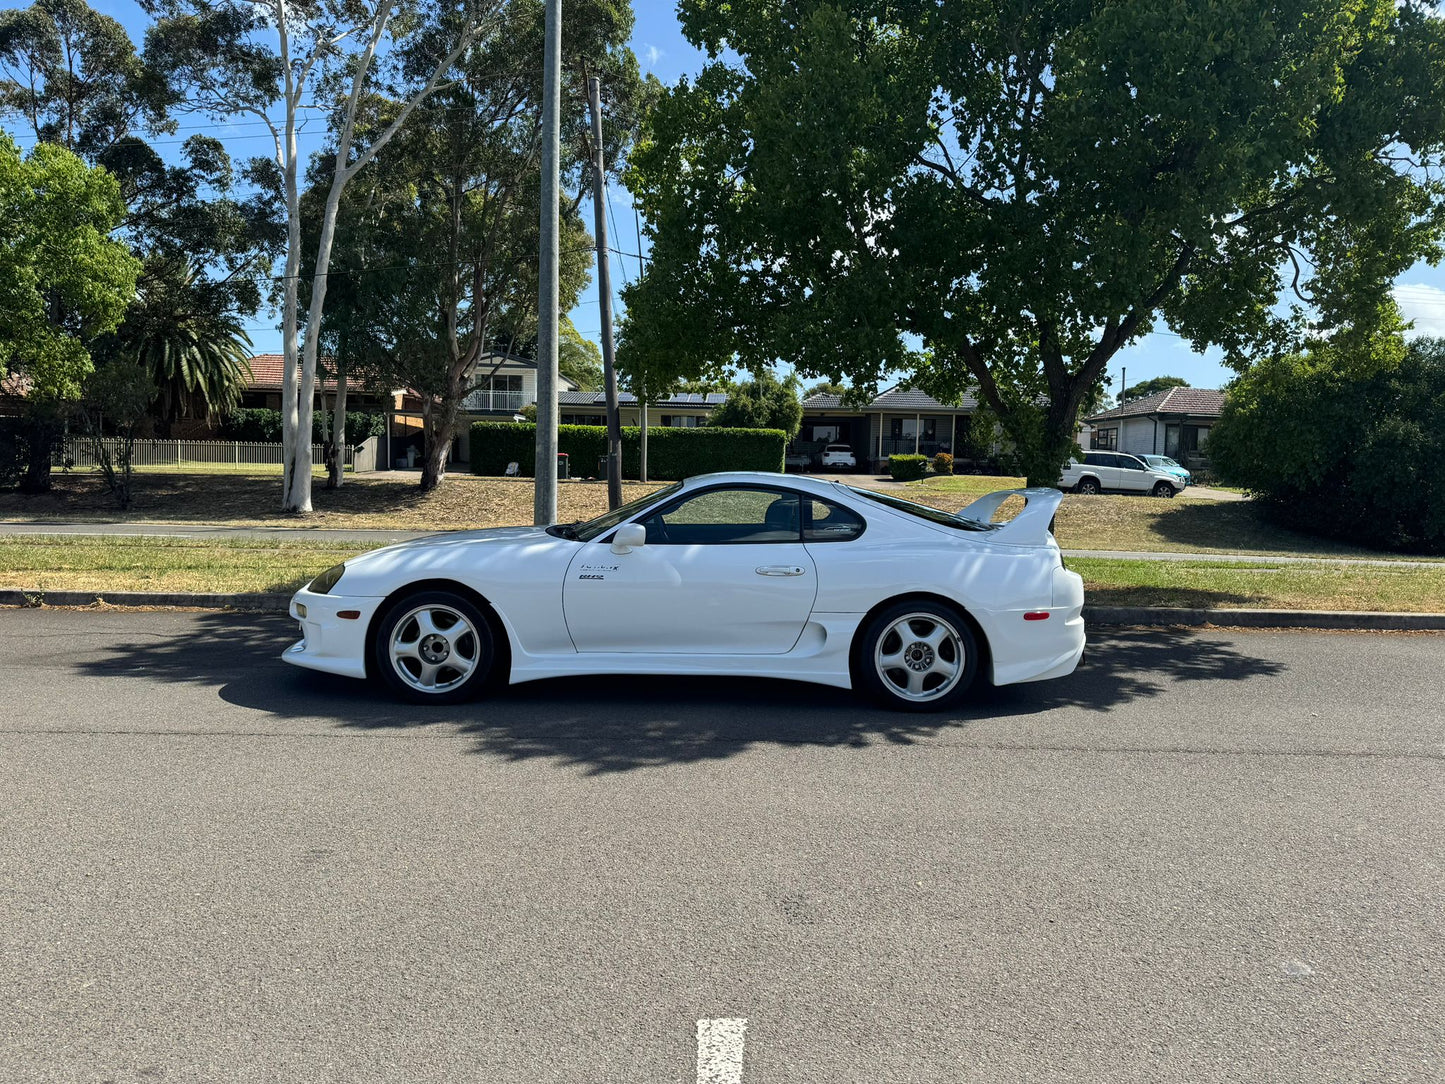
[804, 497, 865, 542]
[639, 488, 801, 545]
[1117, 455, 1144, 471]
[1083, 452, 1109, 467]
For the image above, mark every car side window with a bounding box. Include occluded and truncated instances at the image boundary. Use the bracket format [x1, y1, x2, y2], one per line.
[804, 497, 865, 542]
[1118, 455, 1143, 471]
[638, 488, 801, 545]
[1083, 452, 1107, 467]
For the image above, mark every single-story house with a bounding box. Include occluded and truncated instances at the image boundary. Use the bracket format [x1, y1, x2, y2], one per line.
[555, 390, 727, 429]
[798, 386, 980, 471]
[1084, 386, 1225, 466]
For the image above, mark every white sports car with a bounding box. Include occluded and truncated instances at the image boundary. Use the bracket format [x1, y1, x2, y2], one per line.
[284, 472, 1085, 711]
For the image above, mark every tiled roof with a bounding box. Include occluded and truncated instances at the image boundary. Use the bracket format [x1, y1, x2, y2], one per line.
[245, 354, 385, 394]
[1086, 386, 1225, 423]
[801, 385, 978, 412]
[559, 391, 727, 408]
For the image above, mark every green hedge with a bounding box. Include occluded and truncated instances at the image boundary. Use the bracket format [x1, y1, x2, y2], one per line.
[219, 407, 385, 446]
[469, 422, 786, 480]
[889, 454, 929, 481]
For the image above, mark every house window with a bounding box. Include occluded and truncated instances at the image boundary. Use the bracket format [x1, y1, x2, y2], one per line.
[560, 413, 599, 426]
[463, 374, 524, 412]
[1094, 427, 1118, 450]
[811, 425, 841, 443]
[661, 414, 702, 427]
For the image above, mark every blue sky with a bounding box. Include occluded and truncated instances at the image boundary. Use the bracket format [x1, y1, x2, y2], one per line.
[10, 0, 1445, 396]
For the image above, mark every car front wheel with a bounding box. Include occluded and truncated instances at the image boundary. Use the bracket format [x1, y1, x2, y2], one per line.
[856, 602, 979, 712]
[373, 589, 498, 704]
[1152, 481, 1177, 498]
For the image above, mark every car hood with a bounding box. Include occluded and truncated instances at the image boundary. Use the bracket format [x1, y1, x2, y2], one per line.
[350, 525, 552, 564]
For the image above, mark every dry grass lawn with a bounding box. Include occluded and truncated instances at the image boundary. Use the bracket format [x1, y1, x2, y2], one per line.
[0, 535, 358, 594]
[3, 468, 1441, 564]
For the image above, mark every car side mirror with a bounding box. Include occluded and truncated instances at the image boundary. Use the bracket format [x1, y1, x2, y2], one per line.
[610, 522, 647, 554]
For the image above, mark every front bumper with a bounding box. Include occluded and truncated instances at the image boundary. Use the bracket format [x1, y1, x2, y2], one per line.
[281, 587, 385, 681]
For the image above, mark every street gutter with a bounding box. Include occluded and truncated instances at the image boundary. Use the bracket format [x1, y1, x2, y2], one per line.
[2, 588, 1444, 631]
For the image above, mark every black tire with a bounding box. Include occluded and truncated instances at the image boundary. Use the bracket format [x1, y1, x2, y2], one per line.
[1152, 481, 1177, 499]
[371, 589, 499, 704]
[854, 600, 980, 712]
[1076, 477, 1101, 495]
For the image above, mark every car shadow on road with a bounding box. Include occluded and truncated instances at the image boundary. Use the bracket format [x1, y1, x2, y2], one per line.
[76, 611, 1287, 773]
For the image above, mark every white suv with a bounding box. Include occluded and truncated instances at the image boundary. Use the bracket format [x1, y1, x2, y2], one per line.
[819, 443, 857, 470]
[1059, 451, 1180, 498]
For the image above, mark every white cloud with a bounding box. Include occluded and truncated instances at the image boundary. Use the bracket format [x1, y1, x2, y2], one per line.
[643, 44, 663, 68]
[1392, 282, 1445, 337]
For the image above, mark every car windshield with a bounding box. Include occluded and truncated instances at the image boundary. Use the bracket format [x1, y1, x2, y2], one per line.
[841, 485, 997, 532]
[550, 482, 683, 542]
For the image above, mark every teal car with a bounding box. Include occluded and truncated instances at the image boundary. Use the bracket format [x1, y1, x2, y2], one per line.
[1141, 455, 1191, 487]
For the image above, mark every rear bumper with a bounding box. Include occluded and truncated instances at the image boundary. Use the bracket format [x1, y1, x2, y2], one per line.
[979, 567, 1086, 686]
[280, 587, 383, 681]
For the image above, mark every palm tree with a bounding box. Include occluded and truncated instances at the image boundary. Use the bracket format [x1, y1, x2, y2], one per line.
[117, 256, 253, 421]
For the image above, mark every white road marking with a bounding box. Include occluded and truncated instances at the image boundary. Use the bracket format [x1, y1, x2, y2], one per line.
[697, 1018, 747, 1084]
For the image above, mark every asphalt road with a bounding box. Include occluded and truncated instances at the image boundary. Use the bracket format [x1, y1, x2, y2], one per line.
[1, 611, 1442, 1083]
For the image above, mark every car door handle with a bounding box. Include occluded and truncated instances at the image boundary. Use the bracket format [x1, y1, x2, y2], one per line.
[756, 565, 806, 577]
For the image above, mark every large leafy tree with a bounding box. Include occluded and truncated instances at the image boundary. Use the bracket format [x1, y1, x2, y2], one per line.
[708, 370, 802, 437]
[627, 0, 1445, 484]
[1, 0, 282, 425]
[1122, 375, 1188, 402]
[0, 135, 140, 489]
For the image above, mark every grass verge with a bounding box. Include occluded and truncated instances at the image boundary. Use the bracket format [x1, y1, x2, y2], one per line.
[4, 537, 1443, 613]
[0, 536, 367, 595]
[1074, 557, 1445, 612]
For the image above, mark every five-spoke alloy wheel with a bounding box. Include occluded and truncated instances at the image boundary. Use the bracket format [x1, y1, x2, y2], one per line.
[857, 601, 979, 712]
[373, 590, 497, 703]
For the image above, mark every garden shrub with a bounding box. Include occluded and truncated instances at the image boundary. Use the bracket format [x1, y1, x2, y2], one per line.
[1209, 338, 1445, 553]
[888, 454, 929, 481]
[932, 452, 954, 475]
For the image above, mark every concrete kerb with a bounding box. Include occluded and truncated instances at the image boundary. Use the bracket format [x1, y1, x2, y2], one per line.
[2, 588, 1444, 632]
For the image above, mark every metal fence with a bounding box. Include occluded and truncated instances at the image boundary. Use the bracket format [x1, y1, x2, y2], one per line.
[61, 438, 354, 472]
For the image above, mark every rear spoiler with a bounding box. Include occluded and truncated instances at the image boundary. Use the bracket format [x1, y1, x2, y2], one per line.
[957, 487, 1064, 546]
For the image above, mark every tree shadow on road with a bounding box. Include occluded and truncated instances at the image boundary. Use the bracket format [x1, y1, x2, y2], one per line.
[73, 611, 1287, 773]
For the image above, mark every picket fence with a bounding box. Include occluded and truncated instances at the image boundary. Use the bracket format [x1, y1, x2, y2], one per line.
[61, 438, 353, 471]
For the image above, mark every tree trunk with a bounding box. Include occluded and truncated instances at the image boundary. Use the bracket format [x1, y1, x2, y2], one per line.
[18, 412, 59, 494]
[419, 397, 455, 492]
[324, 369, 348, 489]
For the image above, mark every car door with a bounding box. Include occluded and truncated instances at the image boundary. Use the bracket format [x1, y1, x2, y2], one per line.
[563, 484, 818, 654]
[1083, 452, 1119, 490]
[1114, 454, 1152, 492]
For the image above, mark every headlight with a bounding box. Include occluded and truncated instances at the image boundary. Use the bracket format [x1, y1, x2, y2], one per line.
[308, 563, 346, 594]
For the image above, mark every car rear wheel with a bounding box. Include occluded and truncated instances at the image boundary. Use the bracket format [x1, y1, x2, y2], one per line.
[856, 602, 979, 712]
[1076, 477, 1101, 495]
[373, 589, 497, 704]
[1152, 481, 1177, 498]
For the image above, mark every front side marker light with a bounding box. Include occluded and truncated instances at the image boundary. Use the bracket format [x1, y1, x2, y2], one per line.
[295, 603, 307, 618]
[1023, 611, 1051, 621]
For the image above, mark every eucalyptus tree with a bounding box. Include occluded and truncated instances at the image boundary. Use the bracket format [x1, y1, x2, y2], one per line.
[627, 0, 1445, 484]
[308, 0, 651, 491]
[144, 0, 503, 512]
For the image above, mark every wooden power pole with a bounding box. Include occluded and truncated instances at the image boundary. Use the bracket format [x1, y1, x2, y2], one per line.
[587, 76, 623, 510]
[533, 0, 561, 525]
